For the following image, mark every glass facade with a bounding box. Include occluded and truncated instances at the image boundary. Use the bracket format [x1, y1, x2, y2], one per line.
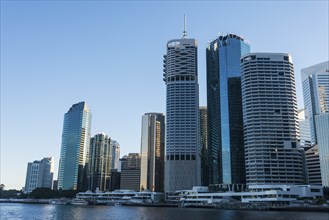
[206, 34, 250, 184]
[315, 113, 329, 187]
[88, 133, 112, 192]
[111, 140, 120, 170]
[301, 61, 329, 144]
[58, 102, 92, 191]
[140, 113, 165, 192]
[199, 107, 209, 186]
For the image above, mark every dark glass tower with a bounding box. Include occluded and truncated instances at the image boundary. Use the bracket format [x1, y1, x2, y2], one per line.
[58, 102, 92, 191]
[199, 107, 209, 186]
[88, 133, 112, 192]
[206, 34, 250, 185]
[140, 113, 165, 192]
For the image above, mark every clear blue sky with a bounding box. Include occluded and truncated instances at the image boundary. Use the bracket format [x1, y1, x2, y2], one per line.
[1, 1, 328, 190]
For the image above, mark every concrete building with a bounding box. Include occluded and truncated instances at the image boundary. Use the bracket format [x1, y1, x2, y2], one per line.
[304, 145, 322, 185]
[88, 133, 112, 192]
[206, 34, 250, 185]
[24, 157, 54, 193]
[140, 113, 165, 192]
[241, 53, 304, 185]
[315, 113, 329, 187]
[163, 24, 201, 192]
[58, 101, 92, 191]
[120, 153, 141, 191]
[169, 185, 323, 205]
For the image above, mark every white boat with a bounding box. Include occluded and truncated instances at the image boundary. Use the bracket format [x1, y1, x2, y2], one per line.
[49, 199, 69, 205]
[71, 199, 89, 205]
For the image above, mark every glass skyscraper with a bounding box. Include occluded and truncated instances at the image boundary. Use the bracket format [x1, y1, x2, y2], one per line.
[163, 30, 201, 192]
[199, 106, 209, 186]
[111, 140, 120, 170]
[301, 61, 329, 144]
[58, 101, 92, 191]
[315, 113, 329, 187]
[140, 113, 165, 192]
[298, 109, 312, 148]
[241, 53, 304, 185]
[88, 133, 112, 192]
[206, 34, 250, 185]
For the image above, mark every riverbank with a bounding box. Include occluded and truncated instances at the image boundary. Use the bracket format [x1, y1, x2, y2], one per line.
[0, 199, 50, 204]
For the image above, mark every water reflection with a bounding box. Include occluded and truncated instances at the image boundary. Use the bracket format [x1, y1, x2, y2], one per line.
[1, 203, 328, 220]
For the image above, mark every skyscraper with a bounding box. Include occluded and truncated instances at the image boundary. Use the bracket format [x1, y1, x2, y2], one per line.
[315, 113, 329, 187]
[88, 133, 112, 192]
[163, 25, 200, 192]
[140, 113, 165, 192]
[24, 157, 54, 193]
[58, 101, 92, 191]
[199, 106, 209, 186]
[112, 140, 120, 170]
[206, 34, 250, 185]
[241, 53, 305, 185]
[301, 61, 329, 144]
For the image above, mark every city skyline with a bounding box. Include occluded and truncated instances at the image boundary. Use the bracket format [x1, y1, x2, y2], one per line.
[1, 1, 328, 189]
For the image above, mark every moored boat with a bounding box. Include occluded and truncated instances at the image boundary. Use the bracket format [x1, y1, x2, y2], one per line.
[71, 199, 89, 205]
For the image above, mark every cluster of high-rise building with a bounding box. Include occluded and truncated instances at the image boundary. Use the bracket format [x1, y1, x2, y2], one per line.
[24, 24, 329, 195]
[56, 102, 122, 192]
[162, 26, 328, 192]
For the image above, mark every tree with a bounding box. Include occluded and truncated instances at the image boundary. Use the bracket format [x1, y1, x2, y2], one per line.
[0, 184, 5, 191]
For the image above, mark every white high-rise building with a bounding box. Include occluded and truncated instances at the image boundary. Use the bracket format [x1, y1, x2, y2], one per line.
[163, 26, 201, 192]
[24, 157, 54, 193]
[241, 53, 305, 185]
[301, 61, 329, 144]
[112, 140, 120, 170]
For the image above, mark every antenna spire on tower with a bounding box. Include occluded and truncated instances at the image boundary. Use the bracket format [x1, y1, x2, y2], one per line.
[183, 14, 187, 39]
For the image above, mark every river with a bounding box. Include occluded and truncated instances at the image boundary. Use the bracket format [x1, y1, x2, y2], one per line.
[0, 203, 328, 220]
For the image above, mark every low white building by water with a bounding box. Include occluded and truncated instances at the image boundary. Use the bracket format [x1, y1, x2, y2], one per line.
[173, 185, 323, 206]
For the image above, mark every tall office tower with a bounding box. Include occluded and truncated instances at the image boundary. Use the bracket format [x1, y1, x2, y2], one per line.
[140, 113, 165, 192]
[301, 61, 329, 144]
[120, 153, 141, 191]
[206, 34, 250, 185]
[58, 101, 92, 191]
[163, 25, 201, 192]
[199, 106, 209, 186]
[241, 53, 305, 185]
[88, 133, 112, 191]
[304, 145, 322, 185]
[112, 140, 120, 170]
[24, 157, 54, 193]
[298, 109, 312, 148]
[315, 113, 329, 187]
